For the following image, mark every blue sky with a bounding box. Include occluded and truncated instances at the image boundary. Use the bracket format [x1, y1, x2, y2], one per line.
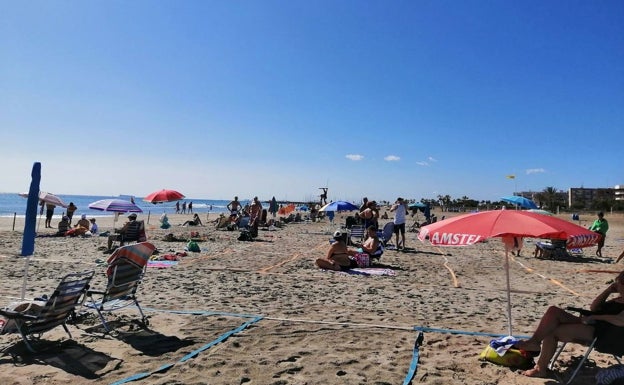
[2, 1, 623, 203]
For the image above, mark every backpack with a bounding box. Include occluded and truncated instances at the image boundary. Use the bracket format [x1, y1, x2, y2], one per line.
[186, 240, 200, 252]
[238, 230, 253, 242]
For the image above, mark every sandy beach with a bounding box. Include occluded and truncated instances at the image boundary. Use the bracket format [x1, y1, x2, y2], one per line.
[0, 211, 623, 385]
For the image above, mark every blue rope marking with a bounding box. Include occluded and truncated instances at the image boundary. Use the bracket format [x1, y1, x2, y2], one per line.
[413, 326, 529, 339]
[109, 315, 263, 385]
[402, 332, 424, 385]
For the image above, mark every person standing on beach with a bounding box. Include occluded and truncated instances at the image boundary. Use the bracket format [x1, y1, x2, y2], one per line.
[188, 201, 193, 213]
[390, 197, 408, 250]
[66, 202, 77, 225]
[249, 196, 263, 235]
[227, 196, 242, 218]
[175, 201, 180, 214]
[182, 201, 187, 214]
[589, 211, 609, 258]
[44, 202, 56, 228]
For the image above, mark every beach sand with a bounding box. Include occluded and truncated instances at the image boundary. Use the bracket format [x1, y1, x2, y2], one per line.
[0, 211, 623, 384]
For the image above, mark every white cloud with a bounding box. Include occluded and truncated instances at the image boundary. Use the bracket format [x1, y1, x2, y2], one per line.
[428, 156, 438, 162]
[345, 154, 364, 161]
[384, 155, 400, 161]
[526, 168, 546, 175]
[416, 161, 429, 166]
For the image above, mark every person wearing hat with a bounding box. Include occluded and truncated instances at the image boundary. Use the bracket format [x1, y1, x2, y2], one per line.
[390, 198, 408, 250]
[75, 214, 90, 230]
[56, 215, 70, 236]
[107, 213, 140, 251]
[315, 230, 358, 271]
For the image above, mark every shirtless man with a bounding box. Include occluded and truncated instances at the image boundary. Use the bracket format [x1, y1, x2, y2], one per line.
[227, 196, 242, 218]
[249, 196, 263, 232]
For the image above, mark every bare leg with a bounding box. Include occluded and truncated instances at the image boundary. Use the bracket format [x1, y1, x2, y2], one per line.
[315, 258, 340, 271]
[516, 306, 581, 351]
[523, 323, 594, 377]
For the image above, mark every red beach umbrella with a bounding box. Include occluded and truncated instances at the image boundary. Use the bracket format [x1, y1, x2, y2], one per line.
[418, 210, 600, 335]
[143, 189, 185, 204]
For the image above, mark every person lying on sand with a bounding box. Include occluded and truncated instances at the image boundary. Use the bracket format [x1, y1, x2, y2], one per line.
[515, 270, 624, 378]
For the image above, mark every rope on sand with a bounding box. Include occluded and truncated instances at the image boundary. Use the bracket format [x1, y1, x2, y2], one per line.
[510, 254, 584, 297]
[433, 245, 460, 288]
[109, 315, 263, 385]
[413, 326, 530, 339]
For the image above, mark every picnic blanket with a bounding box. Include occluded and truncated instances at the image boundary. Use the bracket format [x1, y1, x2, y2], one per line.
[147, 260, 179, 268]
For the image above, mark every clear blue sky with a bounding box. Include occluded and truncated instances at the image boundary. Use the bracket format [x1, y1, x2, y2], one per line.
[2, 1, 623, 203]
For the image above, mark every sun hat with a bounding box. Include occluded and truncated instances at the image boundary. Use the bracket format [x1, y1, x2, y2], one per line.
[128, 213, 137, 219]
[62, 215, 69, 221]
[333, 230, 343, 239]
[81, 214, 87, 219]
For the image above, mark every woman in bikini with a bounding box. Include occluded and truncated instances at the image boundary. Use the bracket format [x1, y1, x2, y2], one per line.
[315, 231, 358, 271]
[516, 270, 624, 378]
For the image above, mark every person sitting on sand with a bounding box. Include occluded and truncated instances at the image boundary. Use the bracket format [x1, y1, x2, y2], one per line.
[89, 218, 99, 234]
[57, 215, 70, 236]
[159, 213, 171, 229]
[182, 213, 203, 227]
[515, 270, 624, 378]
[315, 231, 358, 271]
[65, 214, 91, 237]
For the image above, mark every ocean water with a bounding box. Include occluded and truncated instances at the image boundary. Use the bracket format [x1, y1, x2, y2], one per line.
[0, 192, 235, 218]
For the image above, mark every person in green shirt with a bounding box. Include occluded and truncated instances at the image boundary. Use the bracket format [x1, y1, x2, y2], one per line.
[589, 212, 609, 258]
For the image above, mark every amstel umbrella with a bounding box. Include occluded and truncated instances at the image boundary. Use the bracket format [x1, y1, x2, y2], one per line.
[319, 201, 359, 212]
[143, 189, 185, 204]
[418, 210, 600, 335]
[501, 196, 538, 210]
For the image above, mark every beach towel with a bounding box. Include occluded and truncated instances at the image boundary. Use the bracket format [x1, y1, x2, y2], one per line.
[322, 268, 396, 276]
[147, 260, 179, 268]
[489, 335, 520, 356]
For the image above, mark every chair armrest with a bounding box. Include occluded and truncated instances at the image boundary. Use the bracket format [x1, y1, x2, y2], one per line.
[566, 306, 593, 316]
[0, 309, 38, 320]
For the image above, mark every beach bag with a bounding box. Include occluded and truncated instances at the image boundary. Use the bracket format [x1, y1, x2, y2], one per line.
[353, 252, 370, 268]
[186, 240, 200, 252]
[479, 345, 533, 369]
[0, 300, 45, 334]
[237, 230, 253, 242]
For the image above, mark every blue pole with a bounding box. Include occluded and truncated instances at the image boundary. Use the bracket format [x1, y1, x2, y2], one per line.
[21, 162, 41, 256]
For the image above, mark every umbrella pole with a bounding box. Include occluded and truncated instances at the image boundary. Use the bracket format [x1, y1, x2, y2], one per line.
[21, 256, 31, 300]
[505, 251, 513, 336]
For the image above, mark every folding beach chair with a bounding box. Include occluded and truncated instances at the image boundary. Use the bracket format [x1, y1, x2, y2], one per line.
[86, 242, 156, 332]
[549, 307, 624, 384]
[348, 225, 365, 246]
[0, 270, 95, 352]
[379, 222, 395, 247]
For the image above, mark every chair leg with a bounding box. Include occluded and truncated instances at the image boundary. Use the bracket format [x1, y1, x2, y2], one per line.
[134, 298, 148, 327]
[550, 338, 597, 385]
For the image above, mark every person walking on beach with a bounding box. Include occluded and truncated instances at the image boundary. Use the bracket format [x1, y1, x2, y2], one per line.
[589, 211, 609, 258]
[175, 201, 180, 214]
[188, 201, 193, 213]
[66, 202, 77, 225]
[390, 197, 408, 250]
[182, 201, 187, 214]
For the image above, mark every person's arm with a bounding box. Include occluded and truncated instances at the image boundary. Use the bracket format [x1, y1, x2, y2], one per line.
[590, 283, 618, 312]
[587, 311, 624, 327]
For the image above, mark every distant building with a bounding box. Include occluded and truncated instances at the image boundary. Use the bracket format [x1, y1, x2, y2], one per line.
[616, 185, 624, 202]
[568, 187, 615, 208]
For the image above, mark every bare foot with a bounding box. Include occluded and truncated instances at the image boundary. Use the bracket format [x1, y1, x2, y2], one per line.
[522, 365, 549, 378]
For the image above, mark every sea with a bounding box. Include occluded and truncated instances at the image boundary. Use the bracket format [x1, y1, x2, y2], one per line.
[0, 192, 236, 219]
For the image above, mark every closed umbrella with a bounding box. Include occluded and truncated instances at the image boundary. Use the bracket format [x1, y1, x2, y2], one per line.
[418, 210, 600, 335]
